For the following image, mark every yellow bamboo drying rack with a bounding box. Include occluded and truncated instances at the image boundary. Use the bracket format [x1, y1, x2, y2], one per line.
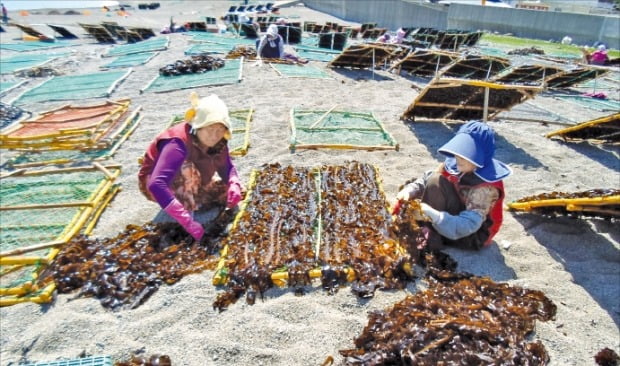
[212, 163, 411, 287]
[0, 100, 132, 150]
[545, 112, 620, 143]
[0, 164, 121, 265]
[507, 194, 620, 215]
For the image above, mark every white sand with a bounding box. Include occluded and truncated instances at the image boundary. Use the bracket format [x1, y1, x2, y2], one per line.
[0, 1, 618, 365]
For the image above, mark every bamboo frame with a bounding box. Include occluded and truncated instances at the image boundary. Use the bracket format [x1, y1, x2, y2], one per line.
[508, 194, 620, 212]
[0, 282, 56, 306]
[290, 108, 398, 151]
[230, 108, 253, 157]
[141, 59, 243, 94]
[4, 57, 59, 75]
[0, 100, 133, 151]
[0, 165, 121, 262]
[5, 112, 139, 167]
[212, 163, 409, 288]
[545, 112, 620, 142]
[402, 77, 541, 122]
[0, 80, 28, 97]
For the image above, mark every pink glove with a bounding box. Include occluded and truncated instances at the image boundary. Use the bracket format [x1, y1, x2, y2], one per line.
[226, 182, 242, 208]
[164, 199, 204, 240]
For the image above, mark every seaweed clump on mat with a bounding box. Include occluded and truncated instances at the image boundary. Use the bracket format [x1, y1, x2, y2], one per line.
[159, 55, 225, 76]
[212, 162, 415, 311]
[339, 272, 557, 365]
[38, 222, 226, 310]
[115, 354, 171, 366]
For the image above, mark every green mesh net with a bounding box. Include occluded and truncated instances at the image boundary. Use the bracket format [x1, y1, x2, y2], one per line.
[1, 169, 118, 254]
[1, 81, 26, 96]
[190, 33, 256, 47]
[291, 109, 398, 150]
[0, 207, 79, 255]
[0, 40, 77, 52]
[294, 49, 336, 62]
[1, 170, 104, 207]
[271, 64, 332, 79]
[0, 53, 66, 74]
[101, 51, 158, 69]
[554, 95, 620, 112]
[105, 36, 169, 57]
[19, 355, 113, 366]
[574, 77, 619, 92]
[184, 43, 233, 55]
[0, 263, 44, 292]
[13, 70, 131, 105]
[143, 59, 241, 93]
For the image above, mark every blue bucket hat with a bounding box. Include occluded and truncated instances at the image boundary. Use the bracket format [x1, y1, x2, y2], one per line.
[438, 121, 512, 182]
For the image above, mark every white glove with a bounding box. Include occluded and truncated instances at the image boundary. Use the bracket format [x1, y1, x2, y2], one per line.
[396, 185, 417, 201]
[420, 202, 441, 224]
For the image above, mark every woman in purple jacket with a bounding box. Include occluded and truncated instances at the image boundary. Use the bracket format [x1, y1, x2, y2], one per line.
[138, 93, 243, 240]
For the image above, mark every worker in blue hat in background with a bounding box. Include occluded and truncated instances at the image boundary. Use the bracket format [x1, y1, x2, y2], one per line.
[393, 121, 512, 251]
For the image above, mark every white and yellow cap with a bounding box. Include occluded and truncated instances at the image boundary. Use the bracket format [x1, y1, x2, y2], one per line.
[185, 92, 231, 140]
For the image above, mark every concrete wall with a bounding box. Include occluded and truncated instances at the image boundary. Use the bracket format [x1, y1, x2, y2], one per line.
[447, 4, 619, 48]
[302, 0, 447, 30]
[301, 0, 619, 49]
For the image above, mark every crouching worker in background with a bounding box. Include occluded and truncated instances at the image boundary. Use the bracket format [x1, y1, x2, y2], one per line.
[393, 121, 512, 251]
[138, 93, 243, 241]
[255, 24, 307, 64]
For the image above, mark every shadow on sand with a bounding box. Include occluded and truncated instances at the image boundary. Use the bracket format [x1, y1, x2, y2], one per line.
[513, 213, 620, 327]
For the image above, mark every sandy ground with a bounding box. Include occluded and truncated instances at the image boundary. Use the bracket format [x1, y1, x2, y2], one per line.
[0, 1, 619, 365]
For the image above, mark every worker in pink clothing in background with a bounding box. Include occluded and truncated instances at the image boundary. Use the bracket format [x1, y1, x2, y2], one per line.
[138, 93, 243, 241]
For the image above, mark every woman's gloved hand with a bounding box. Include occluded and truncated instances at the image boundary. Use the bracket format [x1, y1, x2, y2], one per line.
[164, 199, 204, 240]
[396, 184, 418, 201]
[392, 184, 421, 215]
[226, 182, 242, 208]
[419, 202, 441, 223]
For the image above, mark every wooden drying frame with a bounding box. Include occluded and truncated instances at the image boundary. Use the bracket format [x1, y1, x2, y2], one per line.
[402, 78, 542, 123]
[289, 108, 399, 151]
[545, 112, 620, 144]
[212, 164, 408, 287]
[0, 164, 122, 264]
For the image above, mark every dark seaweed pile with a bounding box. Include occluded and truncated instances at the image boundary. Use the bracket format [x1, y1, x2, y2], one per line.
[226, 45, 257, 60]
[38, 222, 227, 310]
[115, 354, 171, 366]
[595, 348, 620, 366]
[340, 273, 557, 365]
[0, 102, 27, 129]
[507, 47, 545, 55]
[405, 83, 533, 121]
[159, 55, 225, 76]
[213, 162, 415, 311]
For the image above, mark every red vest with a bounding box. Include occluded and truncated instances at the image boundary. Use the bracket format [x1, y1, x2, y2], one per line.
[138, 122, 231, 191]
[441, 169, 505, 246]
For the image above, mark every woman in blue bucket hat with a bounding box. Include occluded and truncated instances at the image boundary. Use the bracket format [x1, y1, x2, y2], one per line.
[393, 121, 512, 251]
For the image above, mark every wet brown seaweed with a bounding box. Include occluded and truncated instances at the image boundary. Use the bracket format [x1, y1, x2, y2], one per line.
[159, 55, 225, 76]
[213, 162, 415, 311]
[595, 347, 620, 366]
[339, 275, 557, 365]
[38, 222, 226, 310]
[115, 354, 172, 366]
